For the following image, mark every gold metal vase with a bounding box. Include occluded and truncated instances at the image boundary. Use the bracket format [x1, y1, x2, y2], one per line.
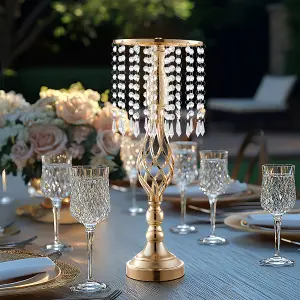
[125, 41, 185, 281]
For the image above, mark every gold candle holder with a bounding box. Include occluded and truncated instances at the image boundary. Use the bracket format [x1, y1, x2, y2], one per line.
[112, 38, 205, 281]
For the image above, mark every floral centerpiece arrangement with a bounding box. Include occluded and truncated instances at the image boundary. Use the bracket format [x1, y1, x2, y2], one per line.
[0, 83, 127, 184]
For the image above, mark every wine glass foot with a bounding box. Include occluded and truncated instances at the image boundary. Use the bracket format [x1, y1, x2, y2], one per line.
[199, 235, 227, 245]
[70, 281, 110, 293]
[129, 206, 144, 215]
[40, 243, 72, 253]
[170, 224, 197, 234]
[260, 256, 295, 267]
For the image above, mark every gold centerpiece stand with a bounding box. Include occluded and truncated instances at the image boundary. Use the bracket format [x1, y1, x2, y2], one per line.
[113, 38, 204, 281]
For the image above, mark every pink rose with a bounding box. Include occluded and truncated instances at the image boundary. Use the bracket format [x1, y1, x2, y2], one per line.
[56, 94, 99, 125]
[96, 130, 120, 155]
[29, 124, 67, 156]
[68, 143, 85, 160]
[93, 102, 129, 132]
[93, 103, 115, 131]
[72, 126, 92, 144]
[10, 141, 33, 169]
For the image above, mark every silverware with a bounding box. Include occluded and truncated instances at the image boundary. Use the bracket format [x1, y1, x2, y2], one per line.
[3, 221, 15, 229]
[0, 235, 37, 249]
[189, 205, 261, 215]
[55, 289, 122, 300]
[240, 220, 272, 231]
[281, 238, 300, 247]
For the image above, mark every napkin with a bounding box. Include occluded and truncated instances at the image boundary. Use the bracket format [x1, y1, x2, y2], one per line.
[246, 214, 300, 229]
[0, 257, 55, 282]
[164, 180, 248, 197]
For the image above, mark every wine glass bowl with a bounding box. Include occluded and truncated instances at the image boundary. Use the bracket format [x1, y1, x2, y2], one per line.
[40, 153, 72, 252]
[120, 135, 144, 215]
[260, 164, 296, 267]
[170, 141, 198, 234]
[70, 165, 111, 293]
[198, 150, 230, 245]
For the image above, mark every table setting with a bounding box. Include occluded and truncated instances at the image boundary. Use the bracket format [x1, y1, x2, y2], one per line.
[0, 37, 300, 300]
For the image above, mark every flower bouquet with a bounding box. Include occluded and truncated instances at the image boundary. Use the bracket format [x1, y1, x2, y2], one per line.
[0, 83, 127, 185]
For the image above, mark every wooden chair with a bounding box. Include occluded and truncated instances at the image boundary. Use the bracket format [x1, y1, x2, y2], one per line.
[231, 130, 268, 184]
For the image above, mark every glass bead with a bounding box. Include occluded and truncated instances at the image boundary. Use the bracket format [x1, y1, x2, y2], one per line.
[134, 121, 140, 137]
[113, 46, 117, 52]
[133, 103, 140, 110]
[169, 122, 174, 138]
[176, 120, 182, 136]
[175, 48, 181, 55]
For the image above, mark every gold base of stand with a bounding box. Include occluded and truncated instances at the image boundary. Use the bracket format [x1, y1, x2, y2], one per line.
[126, 241, 184, 281]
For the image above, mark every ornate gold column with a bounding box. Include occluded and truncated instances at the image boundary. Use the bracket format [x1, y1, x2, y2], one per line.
[126, 40, 185, 281]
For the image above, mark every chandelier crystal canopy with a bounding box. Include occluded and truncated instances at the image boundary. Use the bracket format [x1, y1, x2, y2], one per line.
[111, 38, 206, 138]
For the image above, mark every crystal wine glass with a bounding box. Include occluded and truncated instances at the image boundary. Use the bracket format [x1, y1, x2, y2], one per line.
[70, 165, 111, 293]
[170, 141, 198, 234]
[260, 164, 296, 267]
[40, 153, 72, 252]
[198, 150, 230, 245]
[120, 135, 144, 215]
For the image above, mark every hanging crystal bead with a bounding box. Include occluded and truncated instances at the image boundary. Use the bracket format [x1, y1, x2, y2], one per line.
[176, 120, 182, 136]
[134, 121, 140, 137]
[119, 118, 126, 136]
[130, 118, 134, 133]
[144, 118, 148, 131]
[186, 122, 190, 138]
[200, 121, 205, 136]
[169, 122, 174, 138]
[196, 120, 201, 137]
[164, 121, 169, 138]
[112, 118, 117, 134]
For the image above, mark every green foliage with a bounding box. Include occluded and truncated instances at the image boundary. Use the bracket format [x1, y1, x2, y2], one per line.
[52, 0, 194, 41]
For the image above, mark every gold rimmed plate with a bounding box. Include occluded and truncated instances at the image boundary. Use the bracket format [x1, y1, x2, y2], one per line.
[224, 209, 300, 238]
[0, 251, 61, 291]
[164, 184, 261, 208]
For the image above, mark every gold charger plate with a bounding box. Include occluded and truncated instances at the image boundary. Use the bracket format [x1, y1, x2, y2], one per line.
[0, 249, 80, 297]
[16, 204, 78, 224]
[0, 250, 60, 291]
[224, 209, 300, 239]
[164, 184, 261, 208]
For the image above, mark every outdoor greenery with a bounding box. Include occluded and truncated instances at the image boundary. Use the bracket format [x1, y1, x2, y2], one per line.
[0, 0, 193, 68]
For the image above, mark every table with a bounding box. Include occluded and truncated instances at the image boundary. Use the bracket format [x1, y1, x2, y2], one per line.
[2, 176, 300, 300]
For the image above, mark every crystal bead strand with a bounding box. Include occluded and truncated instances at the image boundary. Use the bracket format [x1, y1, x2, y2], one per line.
[185, 45, 195, 138]
[148, 46, 158, 137]
[143, 46, 152, 132]
[175, 47, 182, 136]
[163, 47, 171, 138]
[133, 45, 141, 137]
[195, 45, 206, 136]
[111, 43, 118, 134]
[128, 46, 135, 133]
[164, 46, 175, 139]
[117, 45, 126, 135]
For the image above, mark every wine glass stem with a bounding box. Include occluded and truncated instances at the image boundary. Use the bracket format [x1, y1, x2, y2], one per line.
[51, 198, 61, 246]
[209, 196, 217, 236]
[86, 225, 96, 281]
[180, 188, 187, 226]
[273, 215, 282, 257]
[129, 175, 137, 208]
